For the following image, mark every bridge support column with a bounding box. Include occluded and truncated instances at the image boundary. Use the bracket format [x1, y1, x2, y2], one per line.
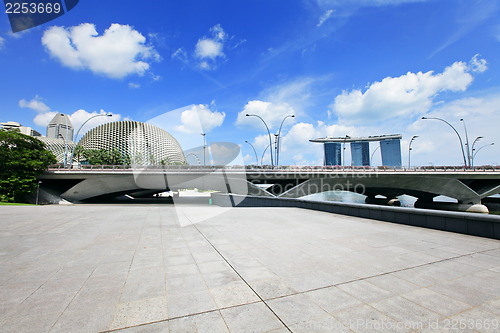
[414, 199, 489, 214]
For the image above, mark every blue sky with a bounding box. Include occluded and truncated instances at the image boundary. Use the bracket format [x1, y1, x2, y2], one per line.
[1, 0, 500, 166]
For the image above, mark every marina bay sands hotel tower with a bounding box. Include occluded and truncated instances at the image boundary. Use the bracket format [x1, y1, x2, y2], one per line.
[310, 134, 402, 168]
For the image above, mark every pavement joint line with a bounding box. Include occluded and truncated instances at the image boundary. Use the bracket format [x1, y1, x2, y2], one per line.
[190, 218, 293, 333]
[107, 212, 148, 331]
[99, 300, 264, 333]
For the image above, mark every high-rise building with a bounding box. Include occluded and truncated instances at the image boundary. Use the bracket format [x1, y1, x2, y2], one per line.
[310, 134, 402, 167]
[324, 142, 342, 166]
[47, 113, 73, 142]
[351, 141, 370, 166]
[380, 139, 402, 168]
[1, 121, 41, 136]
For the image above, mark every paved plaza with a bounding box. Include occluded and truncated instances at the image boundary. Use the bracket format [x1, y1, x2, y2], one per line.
[1, 203, 500, 332]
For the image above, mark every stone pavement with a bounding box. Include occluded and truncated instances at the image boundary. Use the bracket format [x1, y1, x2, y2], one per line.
[0, 203, 500, 332]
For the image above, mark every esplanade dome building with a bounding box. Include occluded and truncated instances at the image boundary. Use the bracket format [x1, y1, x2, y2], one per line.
[78, 121, 186, 165]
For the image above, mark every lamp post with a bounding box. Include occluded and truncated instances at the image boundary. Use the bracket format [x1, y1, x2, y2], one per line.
[58, 133, 68, 168]
[35, 180, 42, 205]
[471, 136, 483, 156]
[472, 143, 494, 167]
[408, 135, 418, 169]
[342, 135, 350, 167]
[69, 114, 112, 168]
[260, 143, 271, 166]
[275, 114, 294, 167]
[245, 141, 259, 165]
[370, 145, 380, 166]
[460, 119, 471, 168]
[246, 114, 273, 167]
[421, 117, 467, 168]
[201, 133, 206, 166]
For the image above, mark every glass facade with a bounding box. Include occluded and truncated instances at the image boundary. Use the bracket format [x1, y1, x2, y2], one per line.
[350, 141, 370, 166]
[324, 142, 342, 166]
[380, 139, 402, 167]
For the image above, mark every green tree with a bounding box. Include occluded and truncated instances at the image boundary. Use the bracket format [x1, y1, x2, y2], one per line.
[0, 131, 57, 202]
[81, 148, 129, 165]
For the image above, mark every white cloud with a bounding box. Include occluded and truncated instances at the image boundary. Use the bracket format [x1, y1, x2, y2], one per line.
[236, 101, 296, 130]
[407, 93, 500, 167]
[195, 39, 223, 60]
[331, 57, 484, 125]
[194, 24, 227, 70]
[0, 36, 5, 50]
[42, 23, 160, 79]
[128, 82, 141, 89]
[175, 104, 225, 134]
[34, 111, 58, 127]
[317, 9, 334, 27]
[469, 54, 487, 73]
[19, 96, 50, 113]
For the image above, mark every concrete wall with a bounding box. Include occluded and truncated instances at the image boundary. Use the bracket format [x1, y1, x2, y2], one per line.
[211, 193, 500, 240]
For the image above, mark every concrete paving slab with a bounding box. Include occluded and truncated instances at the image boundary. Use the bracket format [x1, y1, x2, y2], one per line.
[1, 204, 500, 332]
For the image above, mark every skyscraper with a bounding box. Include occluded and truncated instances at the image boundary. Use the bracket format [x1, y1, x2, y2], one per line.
[351, 141, 370, 166]
[47, 113, 73, 142]
[380, 139, 402, 167]
[324, 142, 342, 166]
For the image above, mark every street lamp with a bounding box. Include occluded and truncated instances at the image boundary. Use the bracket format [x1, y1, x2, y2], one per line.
[245, 141, 259, 165]
[35, 180, 42, 205]
[201, 133, 206, 166]
[275, 114, 294, 167]
[472, 143, 494, 167]
[342, 135, 350, 167]
[460, 119, 471, 168]
[69, 113, 112, 168]
[260, 143, 271, 166]
[58, 133, 68, 168]
[408, 135, 418, 169]
[472, 136, 483, 155]
[246, 114, 274, 167]
[370, 145, 380, 166]
[421, 117, 467, 168]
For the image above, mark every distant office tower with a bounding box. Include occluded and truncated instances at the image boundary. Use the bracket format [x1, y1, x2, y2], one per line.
[380, 139, 402, 167]
[47, 113, 73, 142]
[351, 141, 370, 166]
[324, 142, 342, 166]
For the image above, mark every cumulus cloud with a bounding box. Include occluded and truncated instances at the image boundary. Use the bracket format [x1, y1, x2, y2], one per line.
[194, 24, 227, 70]
[33, 108, 122, 136]
[331, 57, 485, 124]
[19, 95, 50, 113]
[406, 93, 500, 166]
[236, 101, 296, 130]
[175, 104, 225, 133]
[317, 9, 334, 27]
[42, 23, 160, 79]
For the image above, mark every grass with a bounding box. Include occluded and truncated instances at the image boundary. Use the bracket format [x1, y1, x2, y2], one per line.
[0, 202, 35, 206]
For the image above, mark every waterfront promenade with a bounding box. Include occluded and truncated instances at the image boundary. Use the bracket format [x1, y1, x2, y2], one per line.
[1, 203, 499, 332]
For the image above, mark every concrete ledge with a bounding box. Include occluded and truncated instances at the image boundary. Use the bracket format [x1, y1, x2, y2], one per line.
[211, 193, 500, 240]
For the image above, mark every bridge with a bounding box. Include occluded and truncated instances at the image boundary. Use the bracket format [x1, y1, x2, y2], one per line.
[39, 165, 500, 213]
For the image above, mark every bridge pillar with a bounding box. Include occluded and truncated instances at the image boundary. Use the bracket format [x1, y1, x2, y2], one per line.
[414, 199, 489, 214]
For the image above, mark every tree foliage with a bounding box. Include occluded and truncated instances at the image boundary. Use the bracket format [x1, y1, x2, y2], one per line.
[81, 148, 130, 165]
[0, 131, 57, 202]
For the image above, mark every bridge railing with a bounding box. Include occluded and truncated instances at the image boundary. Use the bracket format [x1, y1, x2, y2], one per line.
[46, 164, 500, 172]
